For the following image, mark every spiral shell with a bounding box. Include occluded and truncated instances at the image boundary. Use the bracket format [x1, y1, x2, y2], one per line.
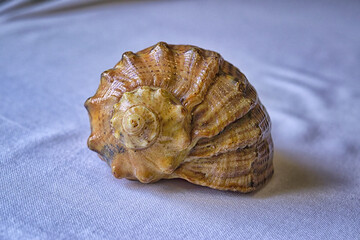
[85, 42, 274, 192]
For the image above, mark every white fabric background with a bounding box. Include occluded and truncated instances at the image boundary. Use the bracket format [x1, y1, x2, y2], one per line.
[1, 0, 359, 239]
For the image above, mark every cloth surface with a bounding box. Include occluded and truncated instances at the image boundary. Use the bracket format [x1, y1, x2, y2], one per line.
[1, 0, 359, 239]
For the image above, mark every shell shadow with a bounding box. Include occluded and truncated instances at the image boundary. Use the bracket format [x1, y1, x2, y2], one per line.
[122, 149, 346, 197]
[123, 176, 214, 194]
[252, 149, 345, 198]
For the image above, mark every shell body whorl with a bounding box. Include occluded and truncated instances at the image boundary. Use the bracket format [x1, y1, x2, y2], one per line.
[85, 42, 274, 192]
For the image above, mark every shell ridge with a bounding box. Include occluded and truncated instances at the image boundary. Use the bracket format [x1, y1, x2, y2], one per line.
[250, 136, 273, 187]
[182, 56, 221, 111]
[172, 48, 201, 99]
[145, 42, 177, 90]
[189, 102, 271, 158]
[172, 47, 222, 113]
[191, 71, 258, 140]
[177, 135, 272, 192]
[117, 52, 149, 86]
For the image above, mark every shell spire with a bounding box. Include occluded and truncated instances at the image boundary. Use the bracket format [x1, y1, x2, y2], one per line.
[85, 42, 274, 192]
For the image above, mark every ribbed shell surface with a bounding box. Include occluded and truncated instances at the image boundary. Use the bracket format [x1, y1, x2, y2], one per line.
[85, 42, 274, 192]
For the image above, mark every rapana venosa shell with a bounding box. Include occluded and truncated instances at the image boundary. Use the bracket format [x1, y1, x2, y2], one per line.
[85, 42, 274, 192]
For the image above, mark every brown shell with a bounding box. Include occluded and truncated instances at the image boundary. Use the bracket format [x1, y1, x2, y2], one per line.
[85, 42, 274, 192]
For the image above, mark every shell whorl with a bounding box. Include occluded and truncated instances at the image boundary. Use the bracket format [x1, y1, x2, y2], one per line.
[85, 42, 274, 192]
[112, 105, 159, 149]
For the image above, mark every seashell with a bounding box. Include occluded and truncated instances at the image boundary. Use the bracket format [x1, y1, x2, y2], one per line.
[85, 42, 274, 192]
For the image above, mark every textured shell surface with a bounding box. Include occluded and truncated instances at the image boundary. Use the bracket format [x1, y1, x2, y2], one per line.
[85, 42, 274, 192]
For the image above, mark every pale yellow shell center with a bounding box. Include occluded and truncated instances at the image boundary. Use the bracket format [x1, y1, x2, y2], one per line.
[110, 86, 192, 176]
[111, 105, 159, 150]
[122, 111, 144, 135]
